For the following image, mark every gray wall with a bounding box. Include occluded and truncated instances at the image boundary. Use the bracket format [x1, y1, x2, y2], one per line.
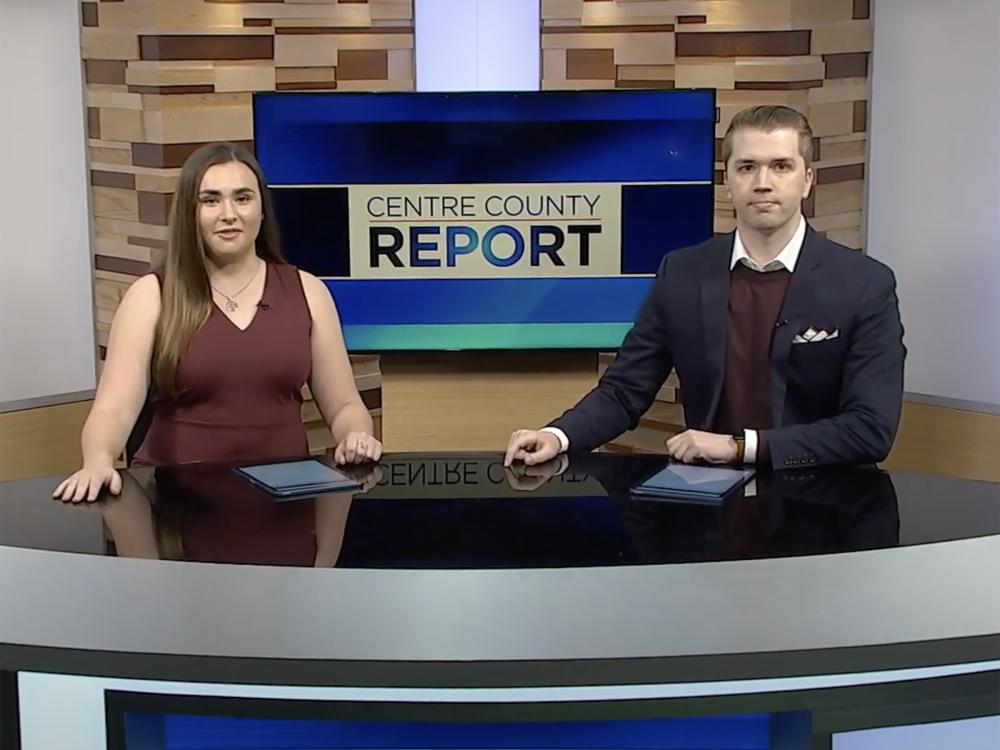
[867, 0, 1000, 411]
[0, 0, 96, 406]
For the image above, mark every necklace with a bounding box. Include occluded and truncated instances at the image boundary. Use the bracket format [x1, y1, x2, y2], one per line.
[210, 260, 262, 312]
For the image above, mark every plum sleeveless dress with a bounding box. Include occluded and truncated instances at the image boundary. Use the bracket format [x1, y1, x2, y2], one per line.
[134, 263, 313, 466]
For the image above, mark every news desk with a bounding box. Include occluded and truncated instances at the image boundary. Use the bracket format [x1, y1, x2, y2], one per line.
[1, 452, 998, 749]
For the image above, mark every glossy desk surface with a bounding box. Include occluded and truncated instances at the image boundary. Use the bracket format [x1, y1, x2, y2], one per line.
[1, 452, 998, 689]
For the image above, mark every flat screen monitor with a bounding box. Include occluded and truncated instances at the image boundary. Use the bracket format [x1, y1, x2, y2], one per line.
[253, 89, 716, 352]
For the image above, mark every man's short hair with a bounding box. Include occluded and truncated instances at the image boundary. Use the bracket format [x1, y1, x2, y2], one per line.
[721, 105, 814, 167]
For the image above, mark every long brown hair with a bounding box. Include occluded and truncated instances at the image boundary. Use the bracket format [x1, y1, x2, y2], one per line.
[152, 142, 283, 396]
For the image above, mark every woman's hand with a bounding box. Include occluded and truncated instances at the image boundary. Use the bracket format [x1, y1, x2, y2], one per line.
[333, 432, 383, 465]
[335, 463, 384, 493]
[52, 463, 122, 503]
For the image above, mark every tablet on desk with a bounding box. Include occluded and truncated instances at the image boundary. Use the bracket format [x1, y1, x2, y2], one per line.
[629, 463, 755, 504]
[234, 459, 362, 499]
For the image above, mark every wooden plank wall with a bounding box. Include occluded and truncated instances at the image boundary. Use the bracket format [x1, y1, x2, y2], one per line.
[542, 0, 871, 246]
[0, 402, 92, 481]
[49, 0, 1000, 481]
[542, 0, 872, 453]
[81, 0, 414, 451]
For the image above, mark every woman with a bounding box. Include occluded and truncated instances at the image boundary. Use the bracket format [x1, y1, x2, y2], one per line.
[55, 142, 382, 502]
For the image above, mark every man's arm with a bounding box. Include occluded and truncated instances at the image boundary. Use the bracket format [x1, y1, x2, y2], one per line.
[763, 263, 905, 468]
[548, 256, 676, 452]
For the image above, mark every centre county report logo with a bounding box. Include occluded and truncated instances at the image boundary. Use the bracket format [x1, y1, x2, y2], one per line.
[348, 183, 622, 278]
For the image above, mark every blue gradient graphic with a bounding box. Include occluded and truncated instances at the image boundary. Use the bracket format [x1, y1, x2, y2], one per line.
[256, 90, 715, 124]
[254, 91, 715, 185]
[126, 712, 774, 749]
[253, 90, 716, 351]
[325, 277, 649, 325]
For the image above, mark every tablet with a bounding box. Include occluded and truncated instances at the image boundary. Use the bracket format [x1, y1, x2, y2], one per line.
[629, 463, 755, 504]
[234, 459, 362, 499]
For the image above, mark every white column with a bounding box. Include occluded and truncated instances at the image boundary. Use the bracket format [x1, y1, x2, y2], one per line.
[415, 0, 540, 92]
[0, 0, 97, 407]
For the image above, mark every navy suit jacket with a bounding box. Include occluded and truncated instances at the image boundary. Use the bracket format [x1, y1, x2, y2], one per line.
[550, 227, 906, 469]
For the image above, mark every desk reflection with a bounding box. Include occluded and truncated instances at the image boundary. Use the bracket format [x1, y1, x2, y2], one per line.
[97, 462, 379, 567]
[92, 455, 898, 569]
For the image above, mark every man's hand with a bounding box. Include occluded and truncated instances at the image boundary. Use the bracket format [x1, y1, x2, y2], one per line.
[503, 429, 561, 467]
[504, 455, 569, 492]
[665, 429, 739, 464]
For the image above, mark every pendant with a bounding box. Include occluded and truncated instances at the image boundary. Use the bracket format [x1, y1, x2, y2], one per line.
[225, 299, 238, 312]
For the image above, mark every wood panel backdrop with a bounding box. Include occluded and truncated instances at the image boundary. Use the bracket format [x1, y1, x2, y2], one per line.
[541, 0, 872, 453]
[82, 0, 414, 453]
[76, 0, 995, 480]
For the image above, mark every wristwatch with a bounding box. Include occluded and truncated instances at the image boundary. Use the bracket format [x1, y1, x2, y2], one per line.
[732, 431, 746, 464]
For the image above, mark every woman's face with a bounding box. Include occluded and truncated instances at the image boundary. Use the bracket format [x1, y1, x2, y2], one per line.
[196, 161, 263, 260]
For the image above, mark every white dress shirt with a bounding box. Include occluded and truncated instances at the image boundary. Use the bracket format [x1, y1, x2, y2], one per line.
[543, 216, 807, 464]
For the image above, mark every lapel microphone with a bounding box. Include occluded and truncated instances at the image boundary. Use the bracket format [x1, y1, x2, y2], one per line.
[257, 301, 271, 310]
[775, 319, 789, 329]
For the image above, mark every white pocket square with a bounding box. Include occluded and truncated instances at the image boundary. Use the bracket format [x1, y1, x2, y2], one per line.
[792, 327, 839, 344]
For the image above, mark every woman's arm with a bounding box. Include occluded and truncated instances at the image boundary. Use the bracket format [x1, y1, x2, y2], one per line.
[54, 274, 160, 501]
[100, 470, 160, 559]
[299, 271, 381, 464]
[313, 492, 354, 567]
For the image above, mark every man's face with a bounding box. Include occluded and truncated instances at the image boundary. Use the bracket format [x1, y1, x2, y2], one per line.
[725, 127, 814, 235]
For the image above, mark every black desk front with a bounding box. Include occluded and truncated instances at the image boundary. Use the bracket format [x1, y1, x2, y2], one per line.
[1, 452, 998, 748]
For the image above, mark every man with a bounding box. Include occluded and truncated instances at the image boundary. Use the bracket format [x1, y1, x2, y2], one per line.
[504, 105, 905, 470]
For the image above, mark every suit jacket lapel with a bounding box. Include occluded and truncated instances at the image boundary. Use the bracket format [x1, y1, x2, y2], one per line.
[770, 229, 826, 426]
[700, 235, 733, 425]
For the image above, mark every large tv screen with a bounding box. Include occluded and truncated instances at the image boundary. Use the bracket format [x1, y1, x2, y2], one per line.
[253, 90, 716, 352]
